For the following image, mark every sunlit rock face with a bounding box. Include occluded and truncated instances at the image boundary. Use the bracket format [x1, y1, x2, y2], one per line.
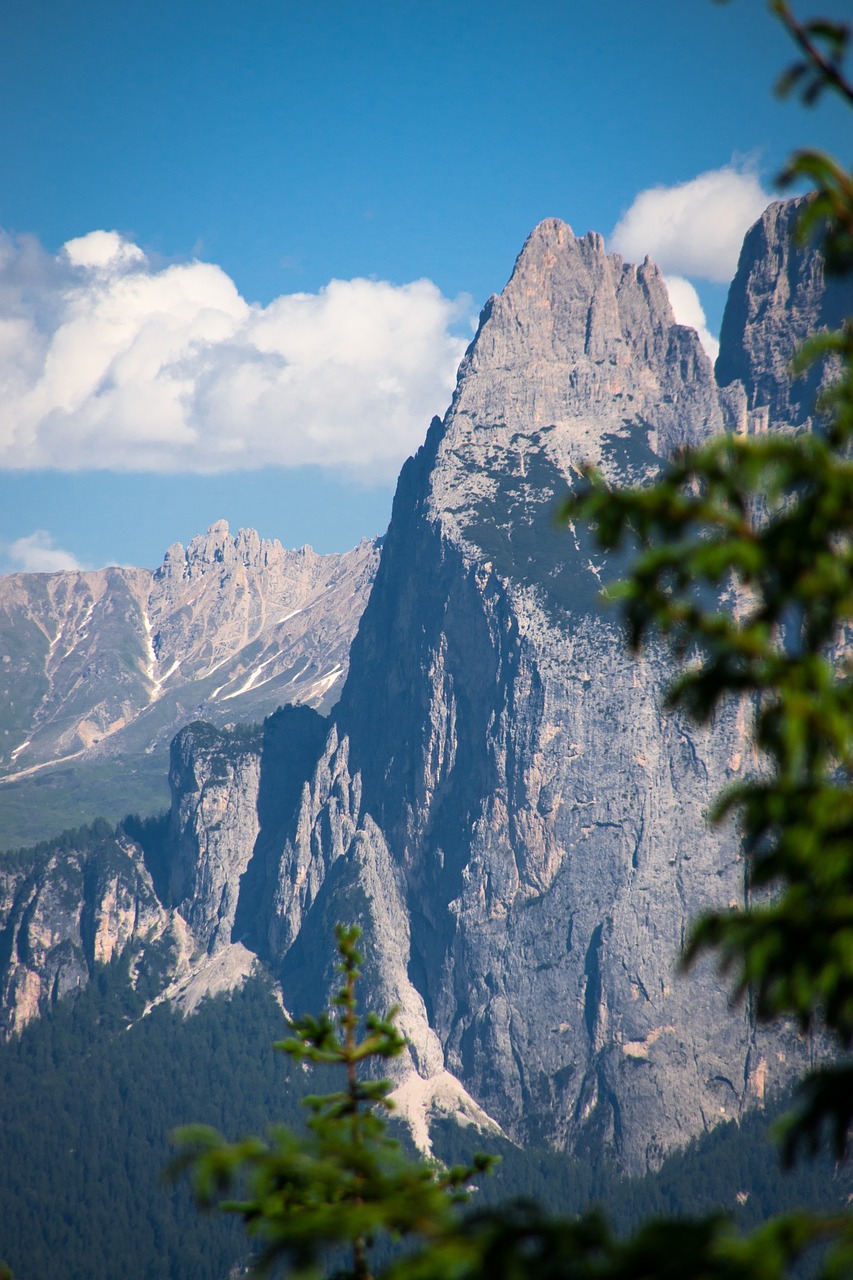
[0, 825, 173, 1037]
[716, 194, 850, 434]
[248, 210, 831, 1171]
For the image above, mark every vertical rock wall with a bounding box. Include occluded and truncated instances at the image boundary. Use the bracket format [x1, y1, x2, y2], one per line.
[253, 211, 831, 1171]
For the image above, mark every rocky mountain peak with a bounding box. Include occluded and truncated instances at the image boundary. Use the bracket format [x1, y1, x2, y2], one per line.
[716, 195, 849, 432]
[480, 216, 676, 368]
[157, 520, 295, 583]
[0, 525, 380, 845]
[274, 205, 831, 1172]
[429, 220, 721, 544]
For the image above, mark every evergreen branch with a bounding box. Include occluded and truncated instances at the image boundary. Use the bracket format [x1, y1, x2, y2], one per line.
[771, 0, 853, 107]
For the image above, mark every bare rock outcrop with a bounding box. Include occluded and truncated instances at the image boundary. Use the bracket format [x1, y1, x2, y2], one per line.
[0, 823, 173, 1036]
[168, 722, 264, 954]
[716, 195, 850, 433]
[243, 212, 834, 1171]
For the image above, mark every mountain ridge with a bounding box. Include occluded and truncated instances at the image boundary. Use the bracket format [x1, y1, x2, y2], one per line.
[0, 522, 379, 846]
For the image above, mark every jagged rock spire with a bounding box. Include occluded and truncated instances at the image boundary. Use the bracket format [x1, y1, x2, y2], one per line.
[716, 195, 851, 432]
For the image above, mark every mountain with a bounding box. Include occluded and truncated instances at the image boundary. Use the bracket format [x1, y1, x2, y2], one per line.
[716, 195, 852, 432]
[0, 525, 379, 847]
[244, 214, 797, 1172]
[1, 199, 846, 1174]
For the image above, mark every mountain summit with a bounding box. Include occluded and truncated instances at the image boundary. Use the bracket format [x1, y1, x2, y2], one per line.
[273, 213, 775, 1170]
[170, 204, 833, 1169]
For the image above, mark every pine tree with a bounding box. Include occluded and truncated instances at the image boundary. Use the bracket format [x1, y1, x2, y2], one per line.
[173, 926, 492, 1280]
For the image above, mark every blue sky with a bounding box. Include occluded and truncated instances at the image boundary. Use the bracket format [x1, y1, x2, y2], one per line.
[0, 0, 849, 571]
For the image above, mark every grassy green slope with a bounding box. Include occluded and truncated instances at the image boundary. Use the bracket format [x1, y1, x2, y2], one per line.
[0, 752, 171, 852]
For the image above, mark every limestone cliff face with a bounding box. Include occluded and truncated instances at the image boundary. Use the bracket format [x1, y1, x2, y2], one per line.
[167, 705, 331, 960]
[716, 195, 850, 433]
[0, 718, 281, 1036]
[168, 722, 264, 955]
[243, 212, 832, 1171]
[0, 704, 334, 1041]
[0, 824, 173, 1036]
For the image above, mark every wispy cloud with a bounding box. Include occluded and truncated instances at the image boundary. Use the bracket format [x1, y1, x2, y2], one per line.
[0, 230, 470, 479]
[5, 531, 86, 573]
[610, 165, 771, 283]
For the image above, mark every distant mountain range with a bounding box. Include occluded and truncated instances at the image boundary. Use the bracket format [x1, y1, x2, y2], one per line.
[1, 197, 849, 1182]
[0, 525, 379, 845]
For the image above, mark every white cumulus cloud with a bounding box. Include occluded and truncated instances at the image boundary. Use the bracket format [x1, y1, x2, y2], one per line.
[663, 275, 719, 362]
[6, 531, 86, 573]
[62, 229, 147, 271]
[610, 166, 771, 283]
[0, 230, 470, 478]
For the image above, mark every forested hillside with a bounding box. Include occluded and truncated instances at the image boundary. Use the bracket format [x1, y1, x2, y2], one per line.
[0, 961, 846, 1280]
